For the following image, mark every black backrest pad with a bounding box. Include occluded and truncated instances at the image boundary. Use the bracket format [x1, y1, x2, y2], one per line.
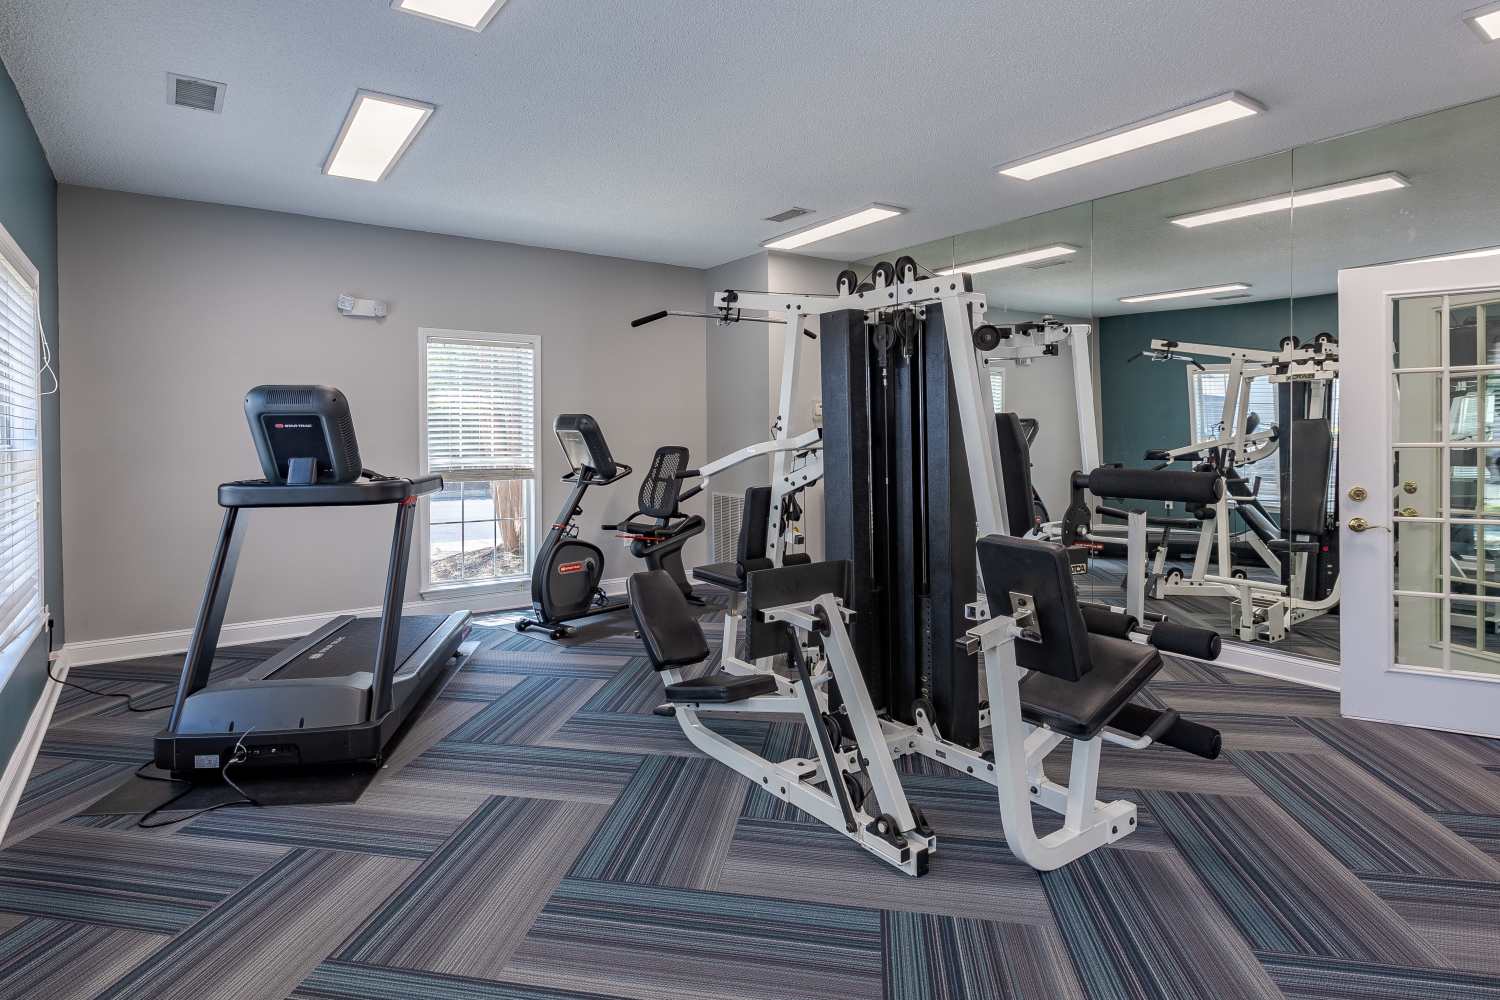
[996, 413, 1036, 537]
[745, 560, 851, 660]
[1285, 418, 1333, 535]
[738, 487, 772, 572]
[628, 570, 709, 669]
[638, 446, 689, 519]
[976, 535, 1092, 682]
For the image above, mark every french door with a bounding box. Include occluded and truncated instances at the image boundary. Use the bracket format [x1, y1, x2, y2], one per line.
[1339, 252, 1500, 737]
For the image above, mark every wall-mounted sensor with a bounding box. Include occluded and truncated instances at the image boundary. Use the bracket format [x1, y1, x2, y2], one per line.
[336, 294, 388, 319]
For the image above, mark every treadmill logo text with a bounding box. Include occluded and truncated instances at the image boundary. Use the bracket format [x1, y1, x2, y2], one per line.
[273, 422, 314, 429]
[558, 561, 586, 575]
[309, 635, 346, 660]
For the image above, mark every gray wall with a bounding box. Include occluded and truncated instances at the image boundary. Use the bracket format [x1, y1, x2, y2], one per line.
[0, 58, 59, 769]
[58, 187, 706, 642]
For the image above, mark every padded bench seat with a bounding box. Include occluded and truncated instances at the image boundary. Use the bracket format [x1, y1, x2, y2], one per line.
[692, 561, 745, 591]
[1019, 634, 1163, 739]
[664, 672, 776, 703]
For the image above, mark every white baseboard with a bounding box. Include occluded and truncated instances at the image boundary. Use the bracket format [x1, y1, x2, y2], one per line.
[1210, 642, 1341, 691]
[0, 649, 68, 844]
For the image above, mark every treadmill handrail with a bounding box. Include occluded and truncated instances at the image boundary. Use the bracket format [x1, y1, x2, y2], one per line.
[218, 474, 442, 508]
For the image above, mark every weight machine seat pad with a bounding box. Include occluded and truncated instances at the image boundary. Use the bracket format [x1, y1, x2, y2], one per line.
[1019, 635, 1164, 740]
[628, 570, 710, 670]
[692, 561, 745, 592]
[664, 672, 777, 703]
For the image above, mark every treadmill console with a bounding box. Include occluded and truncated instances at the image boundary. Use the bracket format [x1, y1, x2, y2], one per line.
[555, 413, 618, 481]
[245, 385, 363, 485]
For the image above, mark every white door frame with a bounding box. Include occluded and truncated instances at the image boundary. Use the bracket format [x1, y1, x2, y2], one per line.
[1339, 251, 1500, 738]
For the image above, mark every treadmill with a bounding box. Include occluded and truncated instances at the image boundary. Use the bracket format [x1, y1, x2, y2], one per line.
[153, 385, 471, 776]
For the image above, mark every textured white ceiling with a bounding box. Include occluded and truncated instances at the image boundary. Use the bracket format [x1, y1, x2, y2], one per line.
[3, 0, 1500, 268]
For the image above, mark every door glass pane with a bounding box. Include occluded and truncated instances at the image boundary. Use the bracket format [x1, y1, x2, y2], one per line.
[1449, 305, 1480, 367]
[1394, 373, 1443, 443]
[1394, 521, 1443, 595]
[1448, 373, 1500, 442]
[1448, 599, 1500, 674]
[1393, 295, 1444, 369]
[1448, 446, 1500, 517]
[1395, 595, 1445, 670]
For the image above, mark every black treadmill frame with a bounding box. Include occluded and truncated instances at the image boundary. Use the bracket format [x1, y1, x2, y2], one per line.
[154, 475, 467, 773]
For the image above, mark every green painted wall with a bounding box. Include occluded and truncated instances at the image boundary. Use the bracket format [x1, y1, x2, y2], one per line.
[1098, 294, 1338, 469]
[0, 57, 60, 773]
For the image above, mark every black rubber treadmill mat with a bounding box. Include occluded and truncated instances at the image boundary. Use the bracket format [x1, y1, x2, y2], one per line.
[280, 614, 447, 680]
[82, 761, 379, 817]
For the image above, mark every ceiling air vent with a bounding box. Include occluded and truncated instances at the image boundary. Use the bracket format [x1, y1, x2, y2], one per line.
[764, 206, 813, 223]
[168, 73, 226, 113]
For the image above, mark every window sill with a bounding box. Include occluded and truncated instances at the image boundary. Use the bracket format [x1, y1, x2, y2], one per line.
[420, 576, 529, 605]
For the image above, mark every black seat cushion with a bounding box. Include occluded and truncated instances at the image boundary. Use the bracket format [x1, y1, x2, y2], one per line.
[664, 672, 776, 703]
[628, 570, 709, 669]
[1019, 634, 1163, 739]
[692, 561, 745, 592]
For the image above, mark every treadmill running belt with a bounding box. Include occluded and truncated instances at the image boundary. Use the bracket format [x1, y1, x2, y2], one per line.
[277, 615, 449, 680]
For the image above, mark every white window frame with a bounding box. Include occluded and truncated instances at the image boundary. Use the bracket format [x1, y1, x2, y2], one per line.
[0, 221, 45, 688]
[417, 328, 541, 599]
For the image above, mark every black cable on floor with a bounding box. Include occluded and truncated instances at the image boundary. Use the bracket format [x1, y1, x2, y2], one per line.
[47, 660, 174, 713]
[135, 733, 262, 829]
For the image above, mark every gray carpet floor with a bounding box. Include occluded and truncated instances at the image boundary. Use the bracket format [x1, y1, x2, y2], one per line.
[3, 599, 1498, 999]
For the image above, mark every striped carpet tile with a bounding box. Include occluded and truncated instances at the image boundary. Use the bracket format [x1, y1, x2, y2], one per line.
[569, 754, 746, 889]
[400, 740, 643, 804]
[1171, 711, 1333, 754]
[1231, 749, 1500, 878]
[544, 709, 771, 758]
[291, 959, 633, 1000]
[95, 848, 419, 1000]
[579, 658, 673, 714]
[716, 819, 1056, 923]
[1040, 845, 1285, 1000]
[0, 824, 286, 933]
[180, 801, 462, 858]
[883, 910, 1085, 1000]
[1363, 872, 1500, 974]
[1042, 741, 1262, 796]
[447, 676, 602, 745]
[1146, 681, 1344, 719]
[1260, 953, 1500, 999]
[736, 720, 819, 825]
[1, 757, 132, 845]
[506, 878, 884, 1000]
[1437, 811, 1500, 862]
[338, 795, 607, 980]
[1300, 716, 1500, 814]
[0, 918, 167, 1000]
[1143, 790, 1444, 964]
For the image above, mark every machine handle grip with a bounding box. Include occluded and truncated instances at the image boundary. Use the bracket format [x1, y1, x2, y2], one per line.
[631, 310, 669, 328]
[1149, 620, 1222, 660]
[679, 485, 704, 503]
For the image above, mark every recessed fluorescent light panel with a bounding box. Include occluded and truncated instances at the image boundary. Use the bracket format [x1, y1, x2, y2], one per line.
[324, 91, 434, 182]
[998, 93, 1263, 181]
[1120, 283, 1251, 304]
[1170, 172, 1410, 228]
[762, 205, 905, 250]
[1466, 2, 1500, 40]
[392, 0, 508, 31]
[937, 245, 1078, 276]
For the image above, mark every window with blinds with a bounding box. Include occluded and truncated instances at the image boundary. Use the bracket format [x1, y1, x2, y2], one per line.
[1189, 370, 1282, 512]
[989, 367, 1004, 413]
[421, 330, 539, 589]
[0, 227, 43, 670]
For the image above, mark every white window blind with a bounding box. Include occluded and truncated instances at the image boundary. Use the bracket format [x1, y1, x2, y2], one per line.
[1190, 370, 1281, 512]
[990, 368, 1004, 413]
[0, 233, 42, 662]
[424, 335, 537, 482]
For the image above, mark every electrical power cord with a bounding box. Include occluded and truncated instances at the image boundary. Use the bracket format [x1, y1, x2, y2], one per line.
[136, 729, 262, 829]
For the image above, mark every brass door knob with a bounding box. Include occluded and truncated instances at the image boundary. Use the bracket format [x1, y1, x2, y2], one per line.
[1348, 486, 1369, 502]
[1398, 506, 1420, 518]
[1348, 517, 1372, 533]
[1403, 481, 1419, 495]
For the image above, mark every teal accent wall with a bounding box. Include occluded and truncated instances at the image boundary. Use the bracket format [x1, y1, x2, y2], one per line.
[0, 57, 60, 772]
[1098, 295, 1338, 470]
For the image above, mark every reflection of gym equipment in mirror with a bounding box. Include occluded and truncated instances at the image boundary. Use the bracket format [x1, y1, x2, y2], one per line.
[1115, 336, 1341, 643]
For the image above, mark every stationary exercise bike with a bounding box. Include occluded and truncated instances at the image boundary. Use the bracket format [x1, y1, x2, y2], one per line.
[517, 414, 633, 639]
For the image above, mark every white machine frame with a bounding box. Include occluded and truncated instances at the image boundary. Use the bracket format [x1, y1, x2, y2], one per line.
[700, 271, 1166, 869]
